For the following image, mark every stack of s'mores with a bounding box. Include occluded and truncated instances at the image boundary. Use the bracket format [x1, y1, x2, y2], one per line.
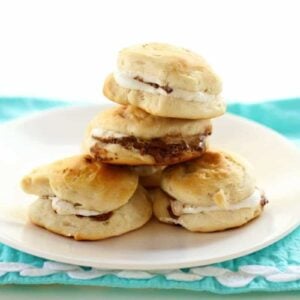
[21, 43, 267, 240]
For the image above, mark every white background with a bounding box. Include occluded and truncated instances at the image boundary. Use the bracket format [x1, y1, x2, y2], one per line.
[0, 0, 299, 104]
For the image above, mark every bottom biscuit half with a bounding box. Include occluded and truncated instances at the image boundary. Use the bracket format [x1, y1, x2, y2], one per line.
[29, 186, 152, 240]
[151, 189, 264, 232]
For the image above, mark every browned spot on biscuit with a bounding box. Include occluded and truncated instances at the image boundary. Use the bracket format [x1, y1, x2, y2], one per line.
[84, 155, 94, 164]
[90, 145, 113, 162]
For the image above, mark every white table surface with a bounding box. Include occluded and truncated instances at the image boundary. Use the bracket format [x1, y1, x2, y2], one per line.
[0, 0, 299, 298]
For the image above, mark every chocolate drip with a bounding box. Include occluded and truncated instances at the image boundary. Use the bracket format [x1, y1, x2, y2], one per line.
[260, 195, 269, 207]
[133, 76, 173, 94]
[76, 211, 113, 222]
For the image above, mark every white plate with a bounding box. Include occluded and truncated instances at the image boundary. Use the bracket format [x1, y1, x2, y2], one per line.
[0, 104, 299, 270]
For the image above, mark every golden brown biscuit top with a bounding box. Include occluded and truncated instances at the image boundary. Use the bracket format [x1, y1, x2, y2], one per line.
[21, 155, 138, 212]
[161, 151, 256, 206]
[86, 105, 212, 139]
[117, 43, 222, 94]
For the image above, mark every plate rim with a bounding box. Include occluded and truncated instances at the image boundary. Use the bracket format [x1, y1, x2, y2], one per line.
[0, 220, 298, 270]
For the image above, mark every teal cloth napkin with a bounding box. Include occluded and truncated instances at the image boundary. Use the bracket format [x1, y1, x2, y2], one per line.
[0, 97, 300, 294]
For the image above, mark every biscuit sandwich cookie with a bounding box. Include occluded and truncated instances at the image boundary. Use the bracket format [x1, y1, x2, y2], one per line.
[103, 43, 225, 119]
[82, 105, 212, 165]
[21, 155, 152, 240]
[152, 151, 268, 232]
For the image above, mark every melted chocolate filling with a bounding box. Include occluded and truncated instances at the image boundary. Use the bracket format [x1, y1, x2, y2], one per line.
[260, 195, 269, 207]
[133, 76, 173, 94]
[92, 132, 210, 164]
[75, 211, 113, 221]
[167, 205, 179, 220]
[84, 155, 94, 164]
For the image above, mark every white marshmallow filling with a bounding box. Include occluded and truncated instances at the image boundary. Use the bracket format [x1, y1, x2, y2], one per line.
[46, 196, 110, 217]
[90, 127, 210, 145]
[114, 71, 220, 102]
[170, 188, 263, 217]
[91, 128, 128, 139]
